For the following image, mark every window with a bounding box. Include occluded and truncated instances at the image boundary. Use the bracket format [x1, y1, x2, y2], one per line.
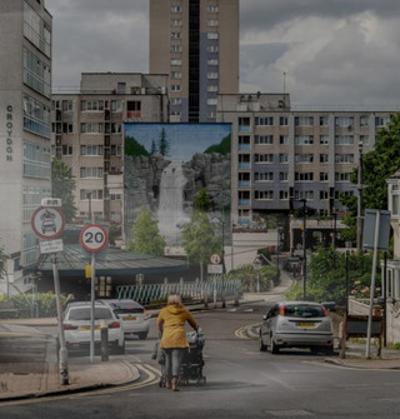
[171, 4, 182, 13]
[320, 116, 329, 126]
[255, 116, 274, 126]
[171, 32, 181, 39]
[335, 116, 354, 128]
[62, 100, 73, 112]
[295, 154, 314, 163]
[111, 123, 121, 134]
[127, 101, 141, 111]
[62, 122, 73, 134]
[279, 116, 288, 126]
[295, 172, 314, 182]
[23, 141, 51, 179]
[320, 191, 329, 200]
[81, 100, 104, 111]
[172, 19, 182, 26]
[320, 135, 329, 145]
[80, 190, 103, 200]
[24, 2, 51, 57]
[320, 154, 329, 163]
[23, 185, 51, 223]
[23, 95, 50, 138]
[279, 154, 289, 163]
[208, 4, 219, 13]
[335, 190, 354, 199]
[207, 32, 219, 40]
[80, 167, 103, 178]
[294, 190, 314, 200]
[207, 72, 219, 79]
[279, 191, 289, 200]
[171, 59, 182, 66]
[280, 136, 288, 145]
[171, 71, 182, 79]
[255, 135, 273, 145]
[375, 116, 391, 127]
[207, 98, 218, 106]
[111, 100, 123, 112]
[254, 154, 274, 163]
[207, 45, 219, 53]
[295, 136, 314, 145]
[254, 190, 274, 200]
[208, 85, 218, 92]
[238, 117, 251, 131]
[80, 145, 104, 156]
[110, 193, 122, 201]
[62, 145, 73, 156]
[171, 84, 182, 92]
[208, 19, 218, 27]
[80, 123, 103, 134]
[171, 98, 182, 105]
[254, 172, 274, 182]
[279, 172, 288, 181]
[335, 154, 354, 164]
[335, 172, 352, 182]
[23, 48, 51, 98]
[335, 135, 354, 145]
[111, 145, 122, 156]
[360, 115, 369, 127]
[295, 116, 314, 127]
[208, 59, 218, 66]
[117, 82, 126, 94]
[171, 44, 183, 53]
[320, 172, 328, 182]
[360, 135, 369, 145]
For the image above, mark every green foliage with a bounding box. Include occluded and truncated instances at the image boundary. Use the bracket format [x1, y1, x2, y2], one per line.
[226, 264, 278, 292]
[182, 210, 220, 265]
[193, 188, 212, 211]
[158, 128, 170, 157]
[51, 159, 77, 223]
[285, 247, 376, 303]
[129, 208, 166, 256]
[108, 223, 121, 246]
[204, 134, 231, 155]
[125, 136, 150, 157]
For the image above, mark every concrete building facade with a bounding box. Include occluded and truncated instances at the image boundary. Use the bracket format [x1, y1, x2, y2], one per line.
[51, 73, 169, 223]
[150, 0, 239, 123]
[0, 0, 52, 294]
[218, 93, 396, 230]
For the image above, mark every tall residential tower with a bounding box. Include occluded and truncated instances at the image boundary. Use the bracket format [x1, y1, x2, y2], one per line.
[150, 0, 239, 122]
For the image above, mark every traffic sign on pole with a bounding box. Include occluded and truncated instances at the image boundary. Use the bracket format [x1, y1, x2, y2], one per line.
[31, 207, 65, 240]
[210, 254, 222, 265]
[79, 224, 109, 254]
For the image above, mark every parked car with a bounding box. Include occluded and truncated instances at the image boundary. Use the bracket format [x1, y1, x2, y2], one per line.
[259, 301, 334, 354]
[100, 299, 151, 340]
[63, 301, 125, 354]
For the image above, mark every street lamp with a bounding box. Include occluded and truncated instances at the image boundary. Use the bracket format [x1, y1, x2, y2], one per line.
[300, 199, 307, 300]
[357, 141, 364, 251]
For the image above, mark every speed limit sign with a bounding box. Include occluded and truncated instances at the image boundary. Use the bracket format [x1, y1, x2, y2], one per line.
[79, 224, 109, 253]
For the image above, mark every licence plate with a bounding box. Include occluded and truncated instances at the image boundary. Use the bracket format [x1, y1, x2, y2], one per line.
[79, 325, 101, 331]
[123, 315, 137, 321]
[297, 322, 315, 329]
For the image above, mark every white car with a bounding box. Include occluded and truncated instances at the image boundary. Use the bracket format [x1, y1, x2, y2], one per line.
[63, 302, 125, 354]
[100, 299, 151, 340]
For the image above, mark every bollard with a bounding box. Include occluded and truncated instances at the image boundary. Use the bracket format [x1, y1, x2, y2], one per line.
[100, 324, 109, 362]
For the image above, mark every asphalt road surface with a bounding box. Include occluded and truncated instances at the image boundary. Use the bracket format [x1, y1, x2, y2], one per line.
[2, 303, 400, 418]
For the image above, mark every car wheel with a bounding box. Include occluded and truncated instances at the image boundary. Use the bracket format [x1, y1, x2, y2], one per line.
[259, 332, 267, 352]
[138, 332, 148, 340]
[270, 335, 280, 354]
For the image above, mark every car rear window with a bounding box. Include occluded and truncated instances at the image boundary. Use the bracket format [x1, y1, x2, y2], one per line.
[68, 307, 113, 320]
[283, 304, 325, 318]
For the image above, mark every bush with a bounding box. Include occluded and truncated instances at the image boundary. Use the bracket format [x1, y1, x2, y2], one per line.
[226, 264, 278, 292]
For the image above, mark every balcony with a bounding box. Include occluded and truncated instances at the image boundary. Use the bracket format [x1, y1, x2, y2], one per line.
[238, 125, 251, 134]
[239, 181, 251, 188]
[24, 116, 51, 139]
[127, 111, 142, 120]
[239, 199, 251, 207]
[239, 162, 251, 170]
[238, 217, 251, 226]
[239, 144, 251, 152]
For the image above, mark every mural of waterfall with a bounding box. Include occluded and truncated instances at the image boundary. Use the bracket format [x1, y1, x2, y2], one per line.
[157, 160, 190, 245]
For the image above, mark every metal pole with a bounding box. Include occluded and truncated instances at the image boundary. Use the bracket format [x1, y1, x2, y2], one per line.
[277, 227, 281, 282]
[366, 211, 380, 359]
[333, 210, 337, 249]
[302, 199, 307, 300]
[383, 252, 387, 347]
[345, 251, 350, 316]
[357, 143, 363, 251]
[52, 255, 69, 385]
[90, 252, 96, 363]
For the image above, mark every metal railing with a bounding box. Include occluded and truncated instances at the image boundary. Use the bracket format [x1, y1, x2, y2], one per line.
[116, 279, 241, 305]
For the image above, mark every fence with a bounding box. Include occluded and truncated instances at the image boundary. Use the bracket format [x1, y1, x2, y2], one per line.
[116, 279, 242, 306]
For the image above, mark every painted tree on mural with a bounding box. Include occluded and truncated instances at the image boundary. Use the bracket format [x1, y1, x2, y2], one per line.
[158, 128, 170, 157]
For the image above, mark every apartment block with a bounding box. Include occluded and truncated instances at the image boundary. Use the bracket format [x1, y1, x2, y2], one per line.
[51, 73, 169, 223]
[0, 0, 52, 294]
[150, 0, 239, 122]
[218, 93, 396, 228]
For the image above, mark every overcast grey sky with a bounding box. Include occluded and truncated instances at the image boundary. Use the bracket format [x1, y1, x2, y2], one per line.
[47, 0, 400, 107]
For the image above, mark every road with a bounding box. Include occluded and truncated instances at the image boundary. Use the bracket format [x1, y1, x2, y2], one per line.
[2, 303, 400, 418]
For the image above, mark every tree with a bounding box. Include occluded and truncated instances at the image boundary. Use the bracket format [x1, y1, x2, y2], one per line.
[158, 128, 170, 157]
[51, 159, 77, 222]
[204, 134, 231, 155]
[182, 210, 220, 282]
[125, 136, 150, 157]
[150, 140, 157, 155]
[128, 208, 166, 256]
[193, 188, 212, 212]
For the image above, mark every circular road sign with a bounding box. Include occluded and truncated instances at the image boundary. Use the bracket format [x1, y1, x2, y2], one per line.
[210, 254, 222, 265]
[31, 207, 65, 240]
[79, 224, 109, 254]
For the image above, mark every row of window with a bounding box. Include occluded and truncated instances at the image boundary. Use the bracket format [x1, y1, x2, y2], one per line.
[23, 48, 51, 98]
[80, 167, 104, 178]
[52, 100, 133, 113]
[249, 153, 355, 164]
[250, 171, 352, 183]
[23, 141, 51, 179]
[79, 189, 122, 201]
[80, 123, 122, 134]
[240, 135, 369, 146]
[171, 3, 219, 13]
[23, 2, 51, 57]
[23, 95, 51, 138]
[248, 190, 355, 201]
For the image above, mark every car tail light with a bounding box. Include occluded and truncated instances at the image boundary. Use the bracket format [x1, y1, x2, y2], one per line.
[109, 321, 121, 329]
[279, 304, 285, 316]
[144, 310, 151, 320]
[323, 307, 330, 317]
[63, 324, 78, 330]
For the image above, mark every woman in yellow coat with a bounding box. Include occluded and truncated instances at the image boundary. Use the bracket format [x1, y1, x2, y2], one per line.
[157, 294, 199, 391]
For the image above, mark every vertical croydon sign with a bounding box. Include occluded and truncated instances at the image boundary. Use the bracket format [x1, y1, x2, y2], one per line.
[5, 105, 14, 162]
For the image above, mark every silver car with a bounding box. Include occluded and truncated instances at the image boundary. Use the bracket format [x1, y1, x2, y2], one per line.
[259, 301, 334, 354]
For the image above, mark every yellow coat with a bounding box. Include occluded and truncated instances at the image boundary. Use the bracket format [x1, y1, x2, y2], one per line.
[157, 304, 198, 349]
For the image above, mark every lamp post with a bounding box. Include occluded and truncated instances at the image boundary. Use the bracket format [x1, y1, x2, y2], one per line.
[357, 141, 364, 251]
[300, 199, 307, 300]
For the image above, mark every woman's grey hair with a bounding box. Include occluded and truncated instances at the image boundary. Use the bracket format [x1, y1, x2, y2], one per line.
[167, 294, 182, 305]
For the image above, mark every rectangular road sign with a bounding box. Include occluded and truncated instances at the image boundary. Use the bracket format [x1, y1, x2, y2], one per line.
[362, 209, 391, 251]
[40, 239, 64, 254]
[208, 264, 223, 275]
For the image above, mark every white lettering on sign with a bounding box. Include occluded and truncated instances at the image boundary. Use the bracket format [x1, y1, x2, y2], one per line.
[5, 105, 13, 162]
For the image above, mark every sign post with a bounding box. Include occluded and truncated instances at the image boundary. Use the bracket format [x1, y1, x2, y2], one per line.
[31, 205, 68, 385]
[209, 254, 223, 308]
[79, 224, 109, 363]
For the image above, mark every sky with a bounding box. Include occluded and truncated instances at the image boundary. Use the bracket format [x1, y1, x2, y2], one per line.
[46, 0, 400, 108]
[125, 123, 231, 161]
